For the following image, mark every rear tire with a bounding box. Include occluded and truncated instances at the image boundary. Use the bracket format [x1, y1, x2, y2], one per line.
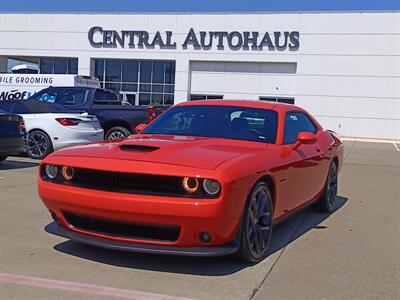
[27, 130, 53, 160]
[105, 126, 131, 140]
[0, 155, 7, 162]
[313, 162, 338, 213]
[236, 182, 273, 263]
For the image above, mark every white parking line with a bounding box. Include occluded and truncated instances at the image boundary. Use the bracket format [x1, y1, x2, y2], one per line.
[0, 272, 194, 300]
[393, 143, 400, 152]
[0, 177, 4, 179]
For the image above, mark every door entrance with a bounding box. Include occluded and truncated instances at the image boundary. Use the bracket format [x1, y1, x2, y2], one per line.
[120, 92, 137, 105]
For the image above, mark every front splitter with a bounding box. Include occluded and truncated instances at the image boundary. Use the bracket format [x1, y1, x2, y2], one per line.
[45, 222, 239, 257]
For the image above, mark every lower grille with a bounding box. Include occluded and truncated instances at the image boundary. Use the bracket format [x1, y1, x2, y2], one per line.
[63, 212, 180, 243]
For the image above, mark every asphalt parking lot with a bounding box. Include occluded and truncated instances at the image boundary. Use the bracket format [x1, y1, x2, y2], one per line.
[0, 141, 399, 300]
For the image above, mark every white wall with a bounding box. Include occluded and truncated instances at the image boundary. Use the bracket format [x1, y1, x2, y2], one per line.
[0, 12, 399, 139]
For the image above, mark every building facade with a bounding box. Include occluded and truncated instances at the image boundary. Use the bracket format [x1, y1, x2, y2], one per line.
[0, 11, 399, 139]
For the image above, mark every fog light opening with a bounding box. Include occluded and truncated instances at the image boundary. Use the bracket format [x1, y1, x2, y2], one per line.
[199, 232, 212, 243]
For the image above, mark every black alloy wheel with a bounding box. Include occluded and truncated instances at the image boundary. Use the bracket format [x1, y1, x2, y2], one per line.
[237, 182, 273, 263]
[27, 130, 53, 159]
[314, 162, 338, 213]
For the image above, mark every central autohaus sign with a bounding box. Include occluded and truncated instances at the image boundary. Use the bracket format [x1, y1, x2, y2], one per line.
[88, 26, 300, 51]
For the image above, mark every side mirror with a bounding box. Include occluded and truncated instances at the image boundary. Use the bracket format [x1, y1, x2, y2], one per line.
[135, 123, 147, 134]
[297, 131, 317, 144]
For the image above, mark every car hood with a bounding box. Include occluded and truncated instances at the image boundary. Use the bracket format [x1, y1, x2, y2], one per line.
[52, 134, 268, 170]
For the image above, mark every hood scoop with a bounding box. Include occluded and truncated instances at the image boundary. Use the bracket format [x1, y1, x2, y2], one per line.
[119, 144, 160, 153]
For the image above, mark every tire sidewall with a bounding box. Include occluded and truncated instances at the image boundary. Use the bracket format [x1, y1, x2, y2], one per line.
[105, 127, 131, 140]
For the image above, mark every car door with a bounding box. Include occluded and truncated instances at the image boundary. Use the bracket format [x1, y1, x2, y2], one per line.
[282, 111, 325, 212]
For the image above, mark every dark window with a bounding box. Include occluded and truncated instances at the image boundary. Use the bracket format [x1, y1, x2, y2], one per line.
[39, 57, 78, 74]
[142, 105, 278, 144]
[61, 89, 88, 106]
[165, 62, 175, 84]
[105, 60, 121, 82]
[140, 61, 152, 83]
[104, 82, 120, 92]
[259, 96, 295, 105]
[93, 59, 175, 105]
[94, 89, 120, 104]
[283, 111, 317, 144]
[121, 83, 137, 92]
[54, 58, 67, 74]
[152, 61, 165, 83]
[190, 94, 224, 101]
[94, 60, 104, 81]
[122, 60, 138, 82]
[68, 58, 78, 74]
[139, 93, 151, 105]
[150, 94, 163, 105]
[40, 58, 53, 74]
[139, 84, 151, 92]
[164, 94, 174, 105]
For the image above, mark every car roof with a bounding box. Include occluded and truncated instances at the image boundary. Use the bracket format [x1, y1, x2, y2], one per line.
[176, 99, 304, 113]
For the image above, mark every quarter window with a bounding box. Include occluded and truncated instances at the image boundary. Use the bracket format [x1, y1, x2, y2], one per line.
[283, 111, 317, 144]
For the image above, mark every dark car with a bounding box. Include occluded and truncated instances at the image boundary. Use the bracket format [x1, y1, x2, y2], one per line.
[0, 110, 27, 162]
[26, 87, 164, 140]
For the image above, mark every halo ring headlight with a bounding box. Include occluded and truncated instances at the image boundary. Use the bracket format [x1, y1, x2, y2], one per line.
[45, 165, 59, 179]
[182, 177, 199, 193]
[203, 179, 221, 195]
[61, 166, 74, 180]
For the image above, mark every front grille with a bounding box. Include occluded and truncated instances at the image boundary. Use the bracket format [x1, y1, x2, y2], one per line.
[56, 167, 214, 198]
[63, 212, 180, 242]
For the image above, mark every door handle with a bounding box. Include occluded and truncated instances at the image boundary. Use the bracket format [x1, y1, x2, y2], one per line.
[316, 148, 321, 152]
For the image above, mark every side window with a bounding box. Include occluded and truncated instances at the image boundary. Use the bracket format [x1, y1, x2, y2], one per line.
[29, 89, 59, 103]
[61, 89, 88, 106]
[93, 90, 120, 105]
[284, 111, 317, 144]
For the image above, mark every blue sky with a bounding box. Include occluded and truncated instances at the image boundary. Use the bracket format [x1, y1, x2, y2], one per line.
[1, 0, 399, 13]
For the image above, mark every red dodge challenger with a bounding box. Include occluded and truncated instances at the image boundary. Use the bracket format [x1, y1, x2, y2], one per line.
[38, 100, 343, 262]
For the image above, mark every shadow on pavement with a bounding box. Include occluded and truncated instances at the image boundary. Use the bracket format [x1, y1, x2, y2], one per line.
[0, 159, 39, 170]
[54, 196, 348, 276]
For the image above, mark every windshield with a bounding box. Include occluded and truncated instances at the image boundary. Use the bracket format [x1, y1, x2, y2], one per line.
[141, 105, 278, 143]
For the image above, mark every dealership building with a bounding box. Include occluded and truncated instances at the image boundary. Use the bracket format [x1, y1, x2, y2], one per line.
[0, 4, 399, 140]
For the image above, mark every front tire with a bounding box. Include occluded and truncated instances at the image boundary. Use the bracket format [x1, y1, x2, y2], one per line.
[27, 130, 53, 159]
[237, 182, 273, 263]
[313, 162, 338, 213]
[105, 126, 131, 140]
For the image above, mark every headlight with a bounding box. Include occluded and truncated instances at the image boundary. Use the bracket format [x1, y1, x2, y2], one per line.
[203, 179, 221, 195]
[45, 165, 59, 179]
[182, 177, 199, 193]
[61, 166, 74, 180]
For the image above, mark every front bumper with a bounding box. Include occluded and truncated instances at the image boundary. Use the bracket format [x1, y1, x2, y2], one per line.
[45, 222, 239, 257]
